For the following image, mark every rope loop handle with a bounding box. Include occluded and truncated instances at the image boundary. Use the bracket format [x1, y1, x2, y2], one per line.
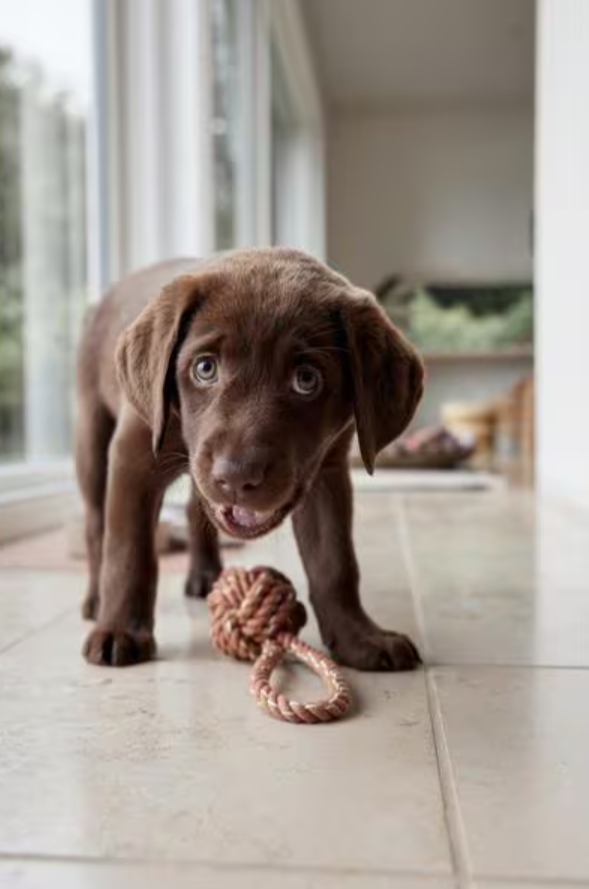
[208, 567, 352, 724]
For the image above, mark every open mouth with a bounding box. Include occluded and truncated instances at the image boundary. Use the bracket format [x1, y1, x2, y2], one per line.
[213, 504, 289, 540]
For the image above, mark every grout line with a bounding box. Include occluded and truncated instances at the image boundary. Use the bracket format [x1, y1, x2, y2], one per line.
[0, 851, 454, 881]
[3, 854, 587, 889]
[425, 670, 472, 889]
[470, 875, 589, 888]
[0, 566, 89, 573]
[397, 497, 471, 889]
[0, 565, 189, 574]
[428, 662, 589, 672]
[395, 497, 433, 672]
[0, 605, 77, 660]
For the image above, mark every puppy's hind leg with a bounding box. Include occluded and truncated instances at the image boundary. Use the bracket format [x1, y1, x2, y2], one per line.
[75, 397, 115, 621]
[184, 483, 222, 599]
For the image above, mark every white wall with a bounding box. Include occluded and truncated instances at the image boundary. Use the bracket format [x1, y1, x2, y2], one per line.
[327, 109, 534, 289]
[536, 0, 589, 509]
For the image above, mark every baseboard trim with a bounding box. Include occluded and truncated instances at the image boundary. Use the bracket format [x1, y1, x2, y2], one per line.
[0, 482, 80, 545]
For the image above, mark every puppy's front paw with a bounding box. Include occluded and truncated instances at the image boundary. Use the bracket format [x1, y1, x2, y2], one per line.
[184, 566, 221, 599]
[332, 627, 421, 672]
[83, 627, 156, 667]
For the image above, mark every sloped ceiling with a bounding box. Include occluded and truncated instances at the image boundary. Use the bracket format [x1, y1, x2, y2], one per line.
[301, 0, 535, 109]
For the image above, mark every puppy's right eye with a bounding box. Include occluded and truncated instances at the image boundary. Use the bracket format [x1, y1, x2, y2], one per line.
[291, 365, 322, 397]
[192, 355, 219, 385]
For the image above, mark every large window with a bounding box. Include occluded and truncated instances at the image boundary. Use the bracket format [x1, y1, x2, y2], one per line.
[0, 0, 325, 539]
[211, 0, 240, 251]
[0, 0, 92, 463]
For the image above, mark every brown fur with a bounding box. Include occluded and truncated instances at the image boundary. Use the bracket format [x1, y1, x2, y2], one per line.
[77, 248, 424, 670]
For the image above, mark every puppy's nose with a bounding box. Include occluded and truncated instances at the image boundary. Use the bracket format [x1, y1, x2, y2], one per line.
[212, 455, 266, 496]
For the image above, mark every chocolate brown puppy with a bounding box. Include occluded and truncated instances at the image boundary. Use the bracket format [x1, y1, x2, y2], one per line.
[76, 248, 424, 670]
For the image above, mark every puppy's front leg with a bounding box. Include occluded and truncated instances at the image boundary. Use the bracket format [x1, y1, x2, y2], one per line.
[184, 483, 222, 599]
[83, 415, 162, 667]
[293, 461, 421, 671]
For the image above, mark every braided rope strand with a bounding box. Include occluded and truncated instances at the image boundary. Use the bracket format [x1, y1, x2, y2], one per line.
[208, 567, 352, 724]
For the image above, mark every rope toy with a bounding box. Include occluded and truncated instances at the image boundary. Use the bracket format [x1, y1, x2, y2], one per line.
[208, 566, 352, 724]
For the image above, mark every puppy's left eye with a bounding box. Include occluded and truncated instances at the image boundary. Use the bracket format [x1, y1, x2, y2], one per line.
[193, 355, 219, 384]
[292, 365, 322, 397]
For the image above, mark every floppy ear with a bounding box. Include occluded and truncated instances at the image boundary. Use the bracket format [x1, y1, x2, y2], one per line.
[343, 291, 425, 475]
[115, 275, 203, 455]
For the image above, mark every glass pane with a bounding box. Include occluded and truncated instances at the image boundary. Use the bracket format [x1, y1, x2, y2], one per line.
[211, 0, 239, 251]
[0, 0, 91, 462]
[270, 43, 295, 246]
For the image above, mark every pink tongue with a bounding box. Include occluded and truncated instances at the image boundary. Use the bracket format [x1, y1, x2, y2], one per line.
[231, 506, 263, 529]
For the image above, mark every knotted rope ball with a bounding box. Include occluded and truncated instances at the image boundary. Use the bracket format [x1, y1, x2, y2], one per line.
[208, 567, 352, 724]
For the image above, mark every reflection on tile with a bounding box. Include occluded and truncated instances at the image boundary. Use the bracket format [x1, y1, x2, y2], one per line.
[402, 493, 589, 666]
[0, 570, 78, 654]
[0, 860, 456, 889]
[433, 667, 589, 883]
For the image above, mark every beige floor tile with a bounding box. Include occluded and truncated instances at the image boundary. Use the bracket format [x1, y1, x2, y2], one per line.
[0, 662, 449, 871]
[0, 571, 78, 655]
[401, 493, 589, 667]
[0, 860, 456, 889]
[5, 488, 589, 886]
[0, 511, 446, 873]
[432, 666, 589, 883]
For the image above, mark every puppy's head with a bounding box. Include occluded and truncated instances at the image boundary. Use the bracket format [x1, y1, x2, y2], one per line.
[116, 249, 424, 539]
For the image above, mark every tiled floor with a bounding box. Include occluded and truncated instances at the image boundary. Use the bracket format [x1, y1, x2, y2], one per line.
[1, 489, 588, 888]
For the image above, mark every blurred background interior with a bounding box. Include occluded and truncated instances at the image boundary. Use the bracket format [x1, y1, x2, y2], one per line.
[0, 0, 584, 546]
